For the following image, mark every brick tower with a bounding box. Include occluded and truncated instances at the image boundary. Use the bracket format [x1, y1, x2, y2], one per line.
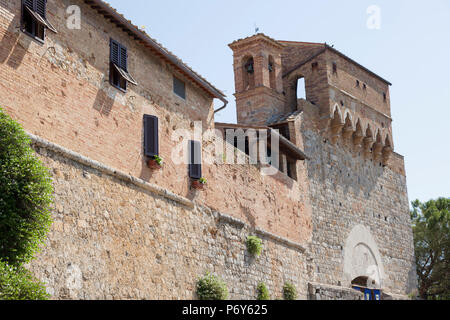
[229, 34, 287, 126]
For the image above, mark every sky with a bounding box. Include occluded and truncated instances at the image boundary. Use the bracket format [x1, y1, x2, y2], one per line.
[105, 0, 449, 204]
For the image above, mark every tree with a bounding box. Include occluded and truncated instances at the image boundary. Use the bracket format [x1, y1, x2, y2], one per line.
[411, 198, 450, 300]
[0, 108, 53, 299]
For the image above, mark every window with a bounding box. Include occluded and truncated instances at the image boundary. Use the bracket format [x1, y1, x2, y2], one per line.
[173, 76, 186, 99]
[143, 115, 159, 157]
[21, 0, 57, 42]
[296, 77, 306, 100]
[332, 62, 337, 74]
[242, 57, 255, 90]
[383, 92, 387, 102]
[363, 83, 367, 90]
[312, 62, 318, 71]
[268, 56, 276, 90]
[356, 80, 360, 87]
[189, 140, 202, 179]
[110, 39, 138, 91]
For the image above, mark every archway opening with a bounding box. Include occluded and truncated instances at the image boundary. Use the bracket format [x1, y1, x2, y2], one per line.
[296, 77, 306, 100]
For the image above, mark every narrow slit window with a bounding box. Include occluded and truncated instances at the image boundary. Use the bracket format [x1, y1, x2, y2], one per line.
[110, 39, 138, 92]
[21, 0, 57, 42]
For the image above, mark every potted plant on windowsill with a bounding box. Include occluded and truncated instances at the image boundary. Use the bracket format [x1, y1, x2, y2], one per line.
[147, 155, 163, 170]
[192, 177, 207, 190]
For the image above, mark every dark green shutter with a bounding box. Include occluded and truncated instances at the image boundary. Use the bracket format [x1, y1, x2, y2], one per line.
[144, 115, 159, 157]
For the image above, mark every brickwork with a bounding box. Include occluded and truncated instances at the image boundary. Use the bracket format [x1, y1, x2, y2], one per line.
[0, 1, 312, 244]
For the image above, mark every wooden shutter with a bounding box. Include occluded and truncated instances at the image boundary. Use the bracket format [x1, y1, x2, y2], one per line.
[24, 0, 34, 10]
[35, 0, 46, 18]
[144, 115, 159, 157]
[189, 140, 202, 179]
[120, 46, 127, 71]
[110, 39, 120, 66]
[173, 76, 186, 99]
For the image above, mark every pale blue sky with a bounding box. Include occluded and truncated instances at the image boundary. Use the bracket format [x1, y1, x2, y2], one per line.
[106, 0, 449, 204]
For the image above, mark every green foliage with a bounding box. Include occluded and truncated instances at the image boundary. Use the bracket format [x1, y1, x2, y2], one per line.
[246, 236, 263, 257]
[257, 282, 270, 300]
[283, 282, 297, 300]
[0, 260, 49, 300]
[411, 198, 450, 300]
[0, 108, 53, 266]
[196, 272, 229, 300]
[199, 177, 207, 185]
[153, 155, 163, 166]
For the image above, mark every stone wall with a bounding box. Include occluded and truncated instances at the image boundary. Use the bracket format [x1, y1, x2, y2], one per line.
[28, 135, 311, 300]
[308, 282, 363, 300]
[301, 103, 417, 296]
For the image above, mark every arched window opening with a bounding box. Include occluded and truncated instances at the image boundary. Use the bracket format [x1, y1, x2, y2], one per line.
[268, 56, 276, 90]
[296, 77, 306, 100]
[243, 57, 255, 90]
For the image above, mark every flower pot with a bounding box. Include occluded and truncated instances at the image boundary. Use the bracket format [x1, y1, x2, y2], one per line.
[147, 159, 162, 170]
[191, 180, 205, 190]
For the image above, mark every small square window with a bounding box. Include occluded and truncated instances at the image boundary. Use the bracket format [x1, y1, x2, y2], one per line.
[173, 76, 186, 99]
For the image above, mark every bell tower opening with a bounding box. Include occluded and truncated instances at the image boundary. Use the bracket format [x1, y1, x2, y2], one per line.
[268, 55, 276, 90]
[243, 56, 255, 90]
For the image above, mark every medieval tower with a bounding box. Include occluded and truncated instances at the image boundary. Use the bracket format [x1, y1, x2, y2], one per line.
[0, 0, 416, 300]
[229, 34, 418, 299]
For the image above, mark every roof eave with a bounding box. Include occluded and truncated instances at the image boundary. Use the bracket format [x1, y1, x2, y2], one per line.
[85, 0, 227, 101]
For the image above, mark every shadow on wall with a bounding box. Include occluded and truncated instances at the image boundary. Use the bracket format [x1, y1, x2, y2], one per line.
[92, 82, 116, 117]
[0, 18, 31, 69]
[301, 121, 384, 199]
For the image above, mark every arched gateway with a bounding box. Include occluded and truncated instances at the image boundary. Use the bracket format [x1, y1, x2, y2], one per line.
[343, 225, 385, 300]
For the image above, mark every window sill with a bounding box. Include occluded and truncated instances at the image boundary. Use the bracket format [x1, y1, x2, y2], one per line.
[173, 92, 186, 101]
[21, 29, 45, 45]
[110, 82, 127, 93]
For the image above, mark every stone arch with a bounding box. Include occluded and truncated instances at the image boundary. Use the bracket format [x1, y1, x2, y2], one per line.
[286, 71, 307, 109]
[343, 110, 355, 131]
[343, 225, 385, 289]
[331, 103, 343, 121]
[375, 131, 383, 144]
[242, 55, 255, 90]
[365, 123, 374, 140]
[353, 118, 365, 149]
[384, 134, 393, 148]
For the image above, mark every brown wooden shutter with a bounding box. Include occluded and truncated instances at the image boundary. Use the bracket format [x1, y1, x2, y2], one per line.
[144, 115, 159, 157]
[110, 39, 120, 66]
[24, 0, 34, 10]
[35, 0, 46, 18]
[120, 46, 127, 71]
[189, 140, 202, 179]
